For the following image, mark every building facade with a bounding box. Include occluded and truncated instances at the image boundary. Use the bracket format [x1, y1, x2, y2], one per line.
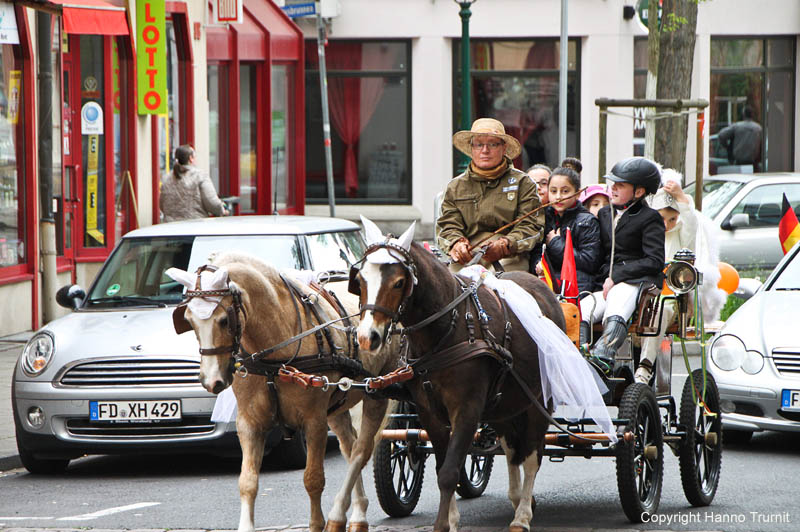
[1, 0, 798, 336]
[0, 0, 304, 336]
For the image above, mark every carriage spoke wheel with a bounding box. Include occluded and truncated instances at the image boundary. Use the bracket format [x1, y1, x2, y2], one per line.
[373, 402, 427, 517]
[457, 452, 494, 499]
[616, 383, 664, 523]
[679, 369, 722, 507]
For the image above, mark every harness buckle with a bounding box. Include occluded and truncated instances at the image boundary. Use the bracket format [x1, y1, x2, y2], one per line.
[235, 365, 248, 378]
[320, 375, 331, 392]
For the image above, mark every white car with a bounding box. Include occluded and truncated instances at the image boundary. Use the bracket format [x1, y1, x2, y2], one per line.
[707, 240, 800, 442]
[685, 173, 800, 272]
[13, 216, 366, 473]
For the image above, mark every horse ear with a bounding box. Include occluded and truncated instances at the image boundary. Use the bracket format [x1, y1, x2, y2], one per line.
[165, 267, 195, 290]
[360, 215, 385, 245]
[209, 267, 229, 289]
[396, 221, 416, 251]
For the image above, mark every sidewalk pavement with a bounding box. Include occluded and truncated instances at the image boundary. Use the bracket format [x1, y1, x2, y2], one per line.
[1, 331, 31, 471]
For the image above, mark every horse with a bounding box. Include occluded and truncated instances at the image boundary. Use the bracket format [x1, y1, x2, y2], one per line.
[167, 251, 401, 532]
[350, 218, 565, 532]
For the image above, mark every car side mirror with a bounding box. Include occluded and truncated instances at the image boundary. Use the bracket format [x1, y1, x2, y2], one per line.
[723, 213, 750, 230]
[56, 284, 86, 310]
[733, 277, 762, 301]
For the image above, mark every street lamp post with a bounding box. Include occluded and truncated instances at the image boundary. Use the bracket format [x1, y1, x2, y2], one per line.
[456, 0, 477, 173]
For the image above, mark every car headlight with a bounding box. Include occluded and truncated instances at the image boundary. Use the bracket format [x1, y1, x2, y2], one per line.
[710, 334, 746, 371]
[742, 350, 765, 375]
[665, 260, 698, 294]
[21, 332, 55, 377]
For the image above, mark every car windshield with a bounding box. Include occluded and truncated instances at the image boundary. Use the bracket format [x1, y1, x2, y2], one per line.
[683, 180, 745, 219]
[769, 248, 800, 290]
[86, 235, 303, 307]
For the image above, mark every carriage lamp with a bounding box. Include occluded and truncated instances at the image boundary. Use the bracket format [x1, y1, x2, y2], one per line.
[21, 331, 55, 377]
[27, 406, 45, 429]
[665, 261, 698, 295]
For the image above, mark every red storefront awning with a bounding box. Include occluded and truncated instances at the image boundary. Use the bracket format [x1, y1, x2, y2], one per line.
[46, 0, 129, 35]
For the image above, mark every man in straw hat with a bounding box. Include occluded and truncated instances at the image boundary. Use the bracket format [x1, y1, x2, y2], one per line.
[437, 118, 543, 272]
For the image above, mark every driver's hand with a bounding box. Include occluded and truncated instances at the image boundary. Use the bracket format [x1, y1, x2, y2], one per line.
[602, 277, 615, 299]
[449, 238, 472, 264]
[483, 238, 511, 264]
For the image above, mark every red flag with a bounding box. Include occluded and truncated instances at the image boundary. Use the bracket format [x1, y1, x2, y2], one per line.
[560, 228, 581, 318]
[779, 193, 800, 255]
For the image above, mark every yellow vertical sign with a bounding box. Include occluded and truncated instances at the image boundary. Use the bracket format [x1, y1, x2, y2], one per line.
[7, 70, 20, 124]
[86, 135, 105, 244]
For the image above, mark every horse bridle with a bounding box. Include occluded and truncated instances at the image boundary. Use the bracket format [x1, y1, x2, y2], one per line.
[174, 264, 246, 356]
[348, 240, 418, 322]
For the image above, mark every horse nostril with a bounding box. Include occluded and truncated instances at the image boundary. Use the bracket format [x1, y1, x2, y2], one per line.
[369, 330, 382, 351]
[211, 381, 225, 394]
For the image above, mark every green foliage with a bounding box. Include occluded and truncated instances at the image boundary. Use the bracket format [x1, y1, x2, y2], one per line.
[719, 294, 745, 321]
[663, 12, 688, 32]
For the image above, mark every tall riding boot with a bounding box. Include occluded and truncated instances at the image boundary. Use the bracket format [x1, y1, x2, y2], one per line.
[579, 321, 591, 348]
[591, 315, 629, 372]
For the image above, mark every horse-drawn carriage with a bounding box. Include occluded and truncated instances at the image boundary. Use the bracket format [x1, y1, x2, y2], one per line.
[369, 237, 723, 524]
[169, 216, 722, 532]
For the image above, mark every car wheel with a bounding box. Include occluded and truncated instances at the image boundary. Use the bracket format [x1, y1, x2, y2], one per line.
[17, 443, 69, 475]
[269, 430, 307, 470]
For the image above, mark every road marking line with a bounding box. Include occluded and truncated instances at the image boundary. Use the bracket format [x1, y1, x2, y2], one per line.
[57, 502, 160, 521]
[0, 517, 54, 520]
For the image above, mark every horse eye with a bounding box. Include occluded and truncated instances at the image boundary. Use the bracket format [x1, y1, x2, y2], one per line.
[219, 316, 229, 329]
[393, 279, 405, 290]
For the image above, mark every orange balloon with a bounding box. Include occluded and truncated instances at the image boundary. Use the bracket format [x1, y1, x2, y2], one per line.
[717, 262, 740, 295]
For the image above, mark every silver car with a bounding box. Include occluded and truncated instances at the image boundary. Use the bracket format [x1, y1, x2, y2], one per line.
[707, 240, 800, 442]
[13, 216, 366, 473]
[685, 173, 800, 272]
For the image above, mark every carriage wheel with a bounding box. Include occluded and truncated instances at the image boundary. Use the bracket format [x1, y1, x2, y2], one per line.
[679, 369, 722, 507]
[456, 453, 494, 499]
[615, 383, 664, 522]
[373, 402, 427, 517]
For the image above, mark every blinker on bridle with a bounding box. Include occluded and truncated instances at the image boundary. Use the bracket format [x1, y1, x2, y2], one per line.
[348, 240, 418, 322]
[180, 264, 246, 356]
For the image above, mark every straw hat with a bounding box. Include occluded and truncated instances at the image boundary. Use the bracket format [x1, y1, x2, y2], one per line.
[453, 118, 522, 159]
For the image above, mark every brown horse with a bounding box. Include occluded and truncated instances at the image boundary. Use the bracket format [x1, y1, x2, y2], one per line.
[351, 219, 565, 532]
[167, 252, 399, 532]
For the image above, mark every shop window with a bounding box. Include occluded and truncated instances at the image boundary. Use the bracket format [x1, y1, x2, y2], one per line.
[305, 40, 411, 203]
[207, 62, 230, 196]
[453, 38, 580, 172]
[272, 64, 294, 212]
[709, 37, 795, 175]
[633, 37, 647, 156]
[240, 63, 257, 213]
[79, 35, 107, 248]
[0, 42, 26, 269]
[154, 13, 193, 224]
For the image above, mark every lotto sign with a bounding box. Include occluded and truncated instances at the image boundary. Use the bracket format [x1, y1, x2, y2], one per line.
[136, 0, 167, 115]
[213, 0, 243, 24]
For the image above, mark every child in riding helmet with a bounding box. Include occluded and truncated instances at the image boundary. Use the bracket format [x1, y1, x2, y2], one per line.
[579, 157, 666, 372]
[634, 169, 727, 383]
[536, 166, 602, 294]
[580, 184, 611, 218]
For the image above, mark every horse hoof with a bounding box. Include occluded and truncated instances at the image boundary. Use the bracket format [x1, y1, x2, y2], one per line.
[324, 521, 346, 532]
[348, 523, 369, 532]
[509, 527, 529, 532]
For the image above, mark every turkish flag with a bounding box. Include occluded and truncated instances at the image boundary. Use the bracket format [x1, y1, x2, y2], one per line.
[560, 228, 581, 319]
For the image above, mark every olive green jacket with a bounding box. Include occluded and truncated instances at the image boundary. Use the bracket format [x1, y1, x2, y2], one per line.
[436, 163, 544, 254]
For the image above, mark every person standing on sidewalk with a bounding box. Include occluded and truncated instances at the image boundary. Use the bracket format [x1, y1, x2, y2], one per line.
[159, 145, 228, 222]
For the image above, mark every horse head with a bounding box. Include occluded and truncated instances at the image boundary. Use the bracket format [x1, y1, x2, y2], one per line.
[351, 216, 417, 352]
[167, 264, 248, 394]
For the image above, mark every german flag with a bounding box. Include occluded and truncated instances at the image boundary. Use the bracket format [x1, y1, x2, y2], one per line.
[540, 252, 555, 291]
[779, 193, 800, 255]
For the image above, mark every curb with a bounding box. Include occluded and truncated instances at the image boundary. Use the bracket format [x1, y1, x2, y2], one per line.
[0, 454, 21, 472]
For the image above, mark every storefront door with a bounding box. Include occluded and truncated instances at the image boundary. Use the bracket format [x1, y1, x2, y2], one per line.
[59, 54, 78, 266]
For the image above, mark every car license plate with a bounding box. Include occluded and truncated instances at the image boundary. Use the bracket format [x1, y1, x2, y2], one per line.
[89, 400, 182, 422]
[780, 389, 800, 412]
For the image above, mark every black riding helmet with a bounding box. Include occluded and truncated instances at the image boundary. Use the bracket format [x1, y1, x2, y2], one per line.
[604, 156, 661, 195]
